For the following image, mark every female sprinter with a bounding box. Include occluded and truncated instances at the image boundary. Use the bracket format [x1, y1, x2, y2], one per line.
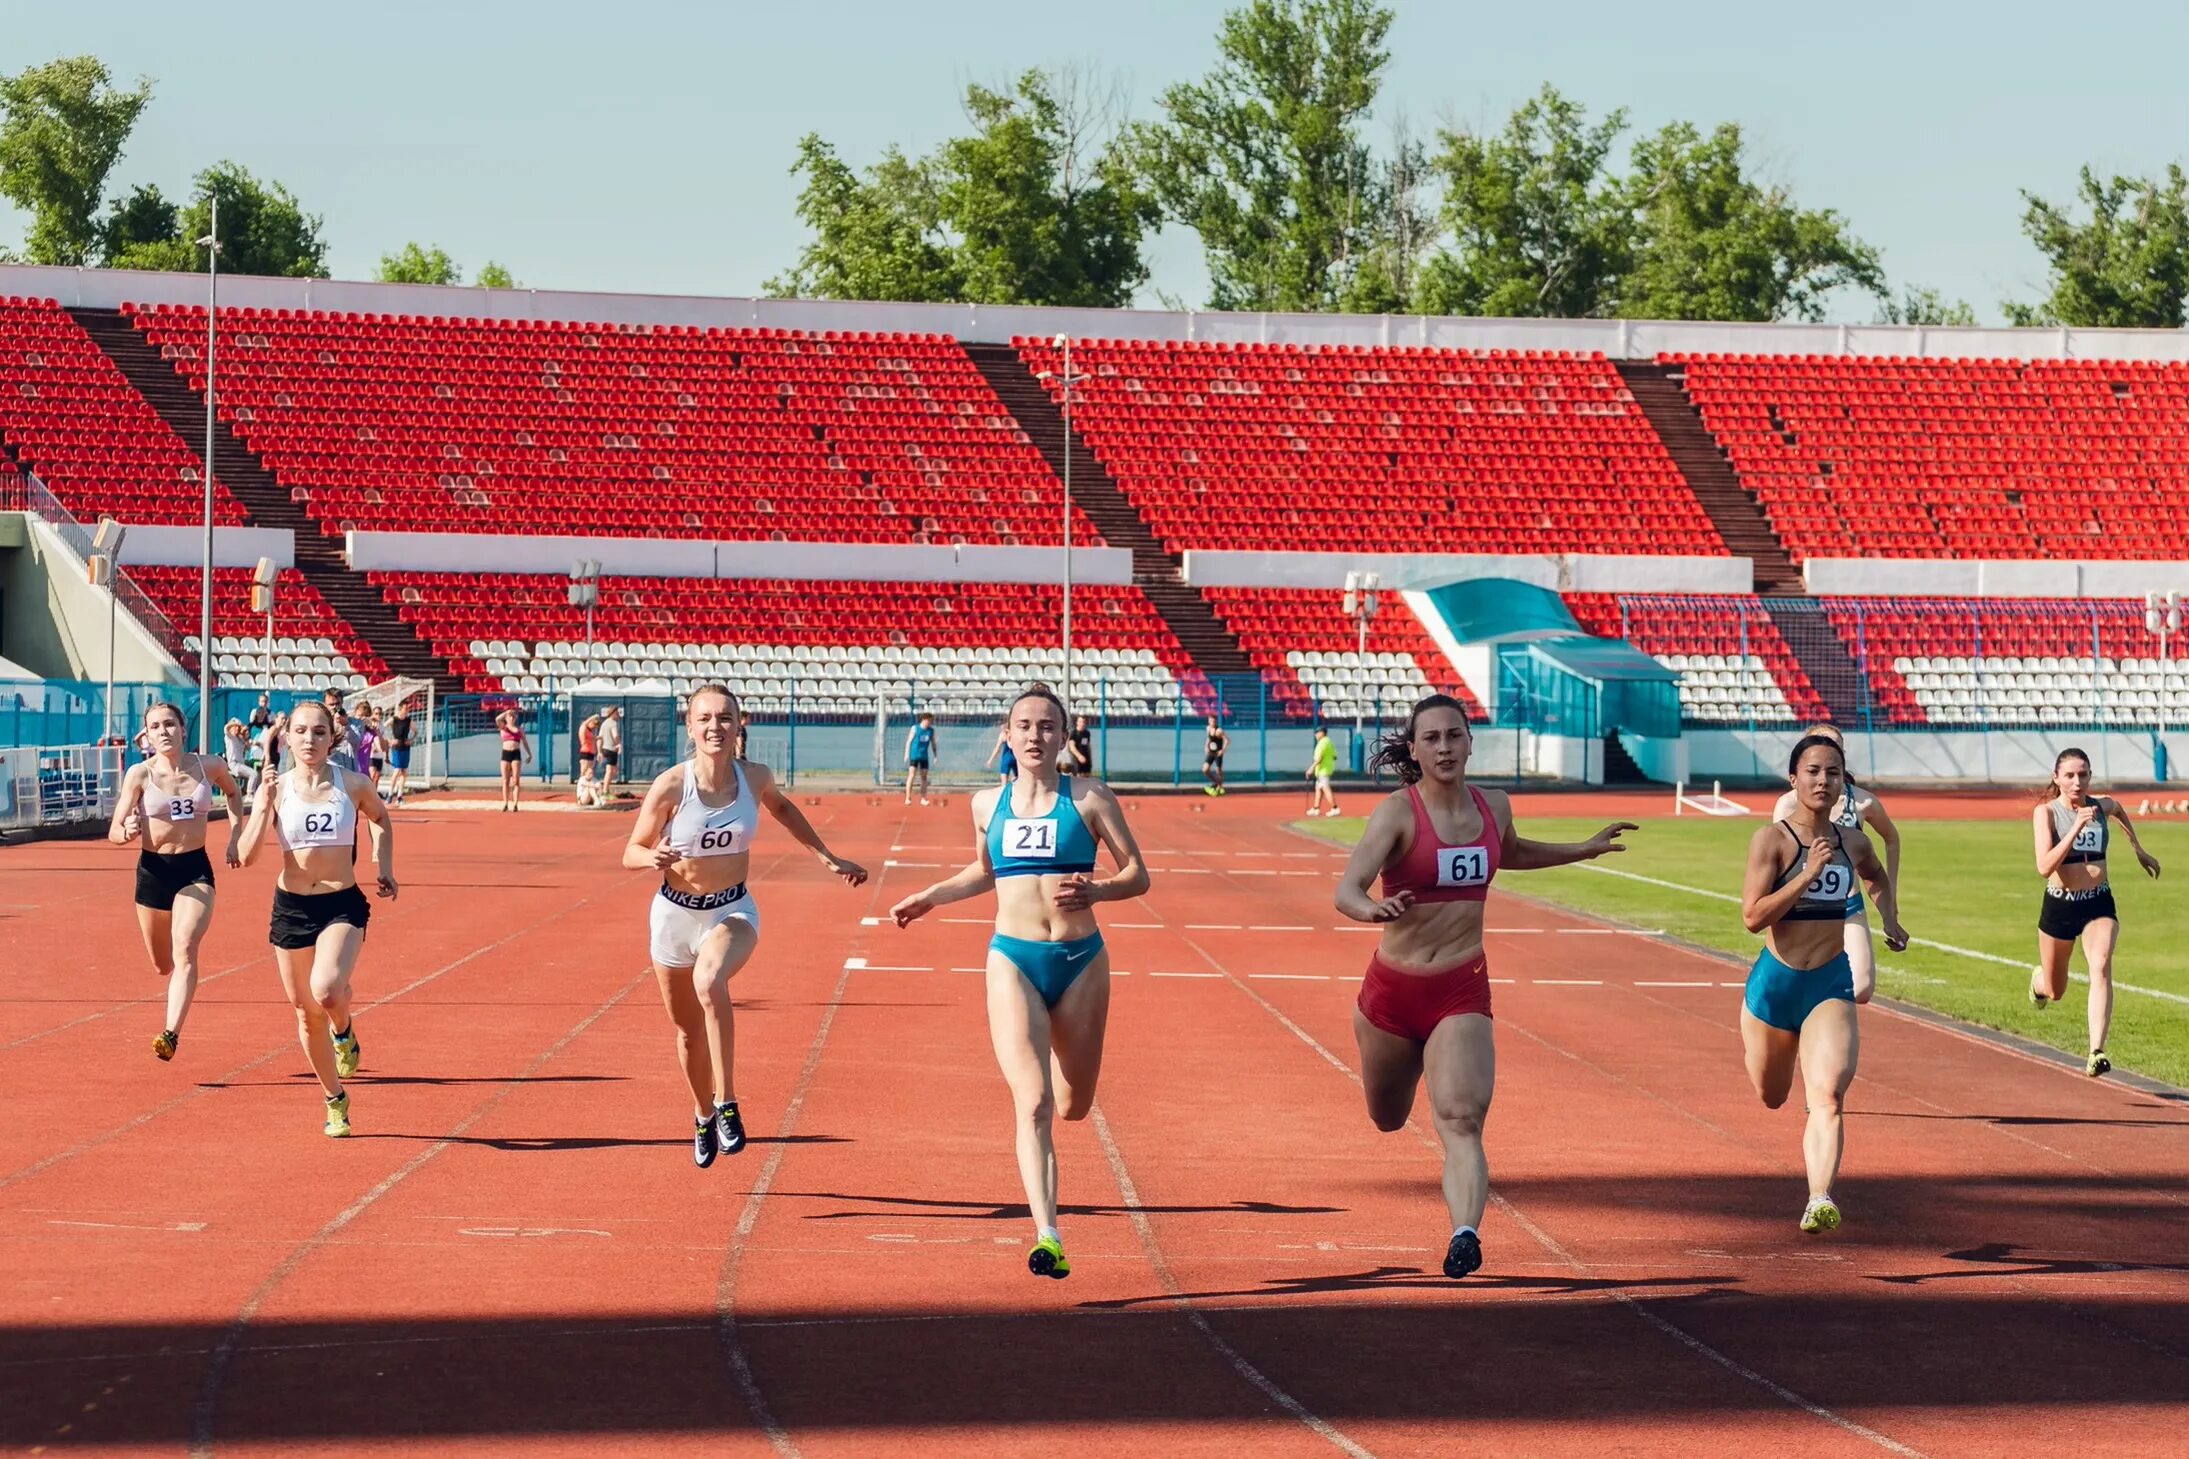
[891, 684, 1150, 1279]
[1770, 724, 1901, 1003]
[237, 702, 398, 1137]
[1741, 734, 1908, 1232]
[108, 702, 247, 1060]
[2032, 748, 2161, 1076]
[623, 686, 868, 1166]
[496, 707, 530, 812]
[1336, 694, 1633, 1279]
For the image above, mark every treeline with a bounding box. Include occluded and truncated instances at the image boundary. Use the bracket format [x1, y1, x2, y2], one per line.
[0, 55, 515, 288]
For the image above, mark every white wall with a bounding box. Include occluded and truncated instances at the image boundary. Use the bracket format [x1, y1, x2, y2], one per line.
[1687, 727, 2186, 786]
[1184, 551, 1750, 593]
[117, 524, 294, 569]
[344, 532, 1134, 584]
[16, 261, 2189, 362]
[16, 515, 188, 683]
[1805, 558, 2189, 598]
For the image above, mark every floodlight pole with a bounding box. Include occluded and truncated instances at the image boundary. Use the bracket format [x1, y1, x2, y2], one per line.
[197, 194, 221, 754]
[1345, 571, 1381, 767]
[2151, 590, 2184, 760]
[1040, 338, 1087, 713]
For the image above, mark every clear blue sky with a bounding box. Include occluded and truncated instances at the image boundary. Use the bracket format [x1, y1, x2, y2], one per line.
[7, 1, 2187, 323]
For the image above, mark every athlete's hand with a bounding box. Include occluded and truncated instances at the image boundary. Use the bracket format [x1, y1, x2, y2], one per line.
[1881, 917, 1910, 954]
[1364, 889, 1415, 922]
[223, 835, 242, 869]
[1803, 836, 1836, 882]
[1053, 873, 1101, 910]
[826, 855, 869, 887]
[649, 842, 681, 871]
[1585, 821, 1639, 857]
[2072, 802, 2099, 832]
[890, 891, 934, 928]
[118, 811, 143, 840]
[2138, 848, 2162, 878]
[375, 871, 399, 900]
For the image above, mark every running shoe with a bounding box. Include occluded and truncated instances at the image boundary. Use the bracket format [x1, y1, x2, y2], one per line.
[693, 1116, 719, 1168]
[713, 1100, 747, 1156]
[2086, 1050, 2112, 1078]
[1799, 1195, 1841, 1234]
[151, 1029, 178, 1061]
[1027, 1235, 1071, 1279]
[1443, 1229, 1483, 1279]
[323, 1093, 352, 1138]
[333, 1025, 361, 1080]
[1202, 785, 1219, 797]
[2030, 987, 2050, 1007]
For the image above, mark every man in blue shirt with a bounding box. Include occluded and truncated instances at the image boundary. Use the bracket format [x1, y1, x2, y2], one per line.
[904, 712, 938, 805]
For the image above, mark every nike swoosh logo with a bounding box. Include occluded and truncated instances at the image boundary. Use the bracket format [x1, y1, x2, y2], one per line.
[1063, 946, 1096, 962]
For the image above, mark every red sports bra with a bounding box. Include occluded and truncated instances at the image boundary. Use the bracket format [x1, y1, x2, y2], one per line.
[1380, 784, 1503, 904]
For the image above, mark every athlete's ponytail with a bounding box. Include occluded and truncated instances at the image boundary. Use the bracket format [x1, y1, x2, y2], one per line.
[1370, 693, 1471, 786]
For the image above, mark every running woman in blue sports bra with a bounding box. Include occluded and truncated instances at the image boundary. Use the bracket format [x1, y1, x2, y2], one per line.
[890, 683, 1150, 1280]
[2031, 747, 2160, 1077]
[624, 685, 868, 1167]
[1740, 734, 1908, 1235]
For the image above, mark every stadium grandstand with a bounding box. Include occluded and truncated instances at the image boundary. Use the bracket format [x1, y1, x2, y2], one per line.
[4, 263, 2186, 802]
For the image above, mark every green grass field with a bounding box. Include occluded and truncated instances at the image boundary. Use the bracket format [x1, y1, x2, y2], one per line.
[1298, 813, 2189, 1089]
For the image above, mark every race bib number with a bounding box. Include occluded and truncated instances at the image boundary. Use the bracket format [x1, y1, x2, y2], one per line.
[1004, 818, 1058, 859]
[1437, 846, 1490, 888]
[2071, 821, 2104, 853]
[168, 798, 198, 821]
[692, 823, 746, 855]
[1804, 864, 1854, 902]
[1836, 801, 1862, 829]
[299, 810, 340, 840]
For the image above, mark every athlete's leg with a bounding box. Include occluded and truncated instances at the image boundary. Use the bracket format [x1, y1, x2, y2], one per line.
[1741, 1006, 1802, 1109]
[135, 904, 175, 980]
[1352, 1008, 1426, 1131]
[903, 764, 916, 802]
[164, 883, 214, 1036]
[692, 917, 760, 1107]
[1796, 999, 1859, 1199]
[2034, 929, 2074, 1001]
[1420, 1013, 1496, 1230]
[1045, 954, 1112, 1121]
[651, 961, 714, 1118]
[274, 943, 344, 1098]
[986, 951, 1060, 1234]
[2080, 916, 2119, 1055]
[1842, 907, 1876, 1001]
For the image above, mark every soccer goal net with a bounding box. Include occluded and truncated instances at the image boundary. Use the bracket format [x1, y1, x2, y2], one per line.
[353, 677, 438, 789]
[872, 696, 1012, 788]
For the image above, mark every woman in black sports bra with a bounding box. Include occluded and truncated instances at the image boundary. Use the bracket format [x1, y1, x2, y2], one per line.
[2031, 747, 2160, 1077]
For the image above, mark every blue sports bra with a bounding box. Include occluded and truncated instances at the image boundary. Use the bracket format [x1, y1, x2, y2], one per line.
[1771, 822, 1863, 921]
[986, 777, 1098, 878]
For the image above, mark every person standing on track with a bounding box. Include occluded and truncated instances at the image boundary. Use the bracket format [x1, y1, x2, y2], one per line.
[108, 702, 247, 1061]
[597, 706, 623, 801]
[624, 685, 868, 1167]
[237, 702, 398, 1138]
[496, 706, 530, 812]
[1202, 716, 1229, 797]
[1335, 694, 1634, 1280]
[384, 703, 415, 807]
[1741, 734, 1908, 1233]
[1305, 725, 1340, 817]
[576, 713, 602, 808]
[905, 711, 937, 804]
[1770, 724, 1899, 1002]
[1067, 714, 1095, 777]
[891, 684, 1151, 1280]
[2031, 747, 2160, 1077]
[985, 723, 1017, 786]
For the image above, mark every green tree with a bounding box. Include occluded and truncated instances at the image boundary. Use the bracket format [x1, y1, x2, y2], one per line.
[1621, 121, 1882, 322]
[377, 241, 461, 285]
[98, 182, 177, 262]
[475, 260, 517, 289]
[1129, 0, 1396, 312]
[771, 69, 1153, 306]
[1415, 85, 1632, 318]
[2005, 164, 2189, 328]
[175, 162, 329, 278]
[1878, 284, 1977, 327]
[0, 56, 153, 265]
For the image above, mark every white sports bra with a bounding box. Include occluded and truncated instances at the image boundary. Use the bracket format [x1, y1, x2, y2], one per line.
[277, 771, 358, 852]
[142, 756, 215, 823]
[665, 761, 756, 859]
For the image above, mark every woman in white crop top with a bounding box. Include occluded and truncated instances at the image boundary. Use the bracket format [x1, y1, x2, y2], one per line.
[237, 700, 398, 1139]
[108, 701, 247, 1063]
[623, 685, 868, 1168]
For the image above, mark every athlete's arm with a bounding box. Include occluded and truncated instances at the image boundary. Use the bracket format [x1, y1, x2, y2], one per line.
[236, 769, 279, 867]
[205, 757, 248, 867]
[1743, 826, 1828, 934]
[107, 764, 146, 844]
[891, 791, 998, 925]
[1864, 797, 1902, 895]
[749, 761, 869, 886]
[1495, 789, 1637, 871]
[2104, 797, 2163, 877]
[353, 770, 398, 898]
[1335, 794, 1415, 922]
[1848, 827, 1907, 953]
[622, 770, 684, 871]
[985, 729, 1004, 769]
[2033, 803, 2084, 878]
[1055, 783, 1149, 910]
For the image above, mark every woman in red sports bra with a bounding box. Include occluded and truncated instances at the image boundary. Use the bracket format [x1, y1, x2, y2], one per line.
[1335, 694, 1636, 1280]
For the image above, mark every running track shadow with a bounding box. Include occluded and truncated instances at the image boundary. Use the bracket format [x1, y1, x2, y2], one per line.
[1077, 1266, 1737, 1307]
[207, 1074, 628, 1088]
[1857, 1109, 2189, 1129]
[355, 1133, 851, 1152]
[1873, 1242, 2189, 1286]
[778, 1190, 1343, 1220]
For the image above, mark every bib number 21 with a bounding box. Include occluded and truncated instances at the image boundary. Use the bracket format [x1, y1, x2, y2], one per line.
[1005, 819, 1057, 858]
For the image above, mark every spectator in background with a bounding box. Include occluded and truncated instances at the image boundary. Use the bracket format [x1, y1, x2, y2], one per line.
[1306, 724, 1340, 817]
[223, 719, 253, 787]
[249, 693, 273, 735]
[597, 706, 623, 800]
[1068, 714, 1095, 777]
[360, 705, 386, 791]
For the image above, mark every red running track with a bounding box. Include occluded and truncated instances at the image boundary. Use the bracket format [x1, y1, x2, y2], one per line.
[2, 793, 2185, 1457]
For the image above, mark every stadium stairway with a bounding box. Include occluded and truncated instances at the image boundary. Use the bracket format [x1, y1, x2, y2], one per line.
[962, 342, 1254, 682]
[1615, 360, 1803, 594]
[70, 308, 460, 696]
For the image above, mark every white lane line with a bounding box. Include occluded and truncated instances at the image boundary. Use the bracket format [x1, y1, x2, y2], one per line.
[1234, 869, 1278, 876]
[1170, 868, 1214, 875]
[1331, 926, 1379, 933]
[1637, 981, 1714, 988]
[1249, 925, 1313, 932]
[1186, 924, 1242, 931]
[882, 859, 942, 869]
[1533, 979, 1604, 986]
[1151, 972, 1219, 979]
[1112, 922, 1165, 929]
[1250, 974, 1329, 982]
[1489, 977, 1517, 984]
[1720, 982, 1746, 988]
[1486, 927, 1544, 934]
[1582, 862, 2189, 1006]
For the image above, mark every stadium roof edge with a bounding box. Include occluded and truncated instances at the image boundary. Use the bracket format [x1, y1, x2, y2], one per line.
[6, 262, 2189, 362]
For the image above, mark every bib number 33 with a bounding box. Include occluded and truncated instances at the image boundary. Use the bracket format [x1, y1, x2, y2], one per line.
[1437, 846, 1490, 888]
